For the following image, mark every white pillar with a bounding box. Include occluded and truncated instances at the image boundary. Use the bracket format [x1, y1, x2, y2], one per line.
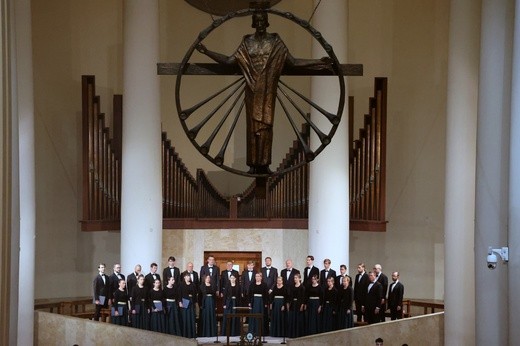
[121, 0, 162, 273]
[14, 0, 36, 344]
[444, 0, 480, 344]
[475, 1, 512, 345]
[7, 0, 20, 343]
[508, 0, 520, 342]
[308, 0, 349, 270]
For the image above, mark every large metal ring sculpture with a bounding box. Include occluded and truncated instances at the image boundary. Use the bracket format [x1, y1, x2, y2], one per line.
[175, 8, 345, 177]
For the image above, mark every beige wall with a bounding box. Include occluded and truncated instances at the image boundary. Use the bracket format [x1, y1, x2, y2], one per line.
[31, 0, 448, 300]
[35, 311, 197, 346]
[31, 0, 123, 298]
[163, 228, 308, 273]
[288, 312, 444, 346]
[35, 310, 442, 346]
[348, 0, 448, 299]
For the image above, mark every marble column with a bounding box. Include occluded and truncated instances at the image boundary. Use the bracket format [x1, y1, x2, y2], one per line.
[121, 0, 163, 272]
[444, 0, 480, 344]
[308, 0, 349, 270]
[508, 0, 520, 342]
[14, 0, 36, 345]
[1, 1, 17, 343]
[475, 1, 513, 344]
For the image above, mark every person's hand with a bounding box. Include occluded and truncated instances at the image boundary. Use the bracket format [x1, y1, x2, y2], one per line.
[397, 306, 401, 311]
[196, 43, 207, 54]
[320, 56, 333, 65]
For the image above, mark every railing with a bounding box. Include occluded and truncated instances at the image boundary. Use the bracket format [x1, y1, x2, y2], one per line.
[349, 77, 388, 231]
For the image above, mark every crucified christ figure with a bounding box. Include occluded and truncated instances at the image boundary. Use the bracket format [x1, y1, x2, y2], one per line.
[197, 11, 333, 174]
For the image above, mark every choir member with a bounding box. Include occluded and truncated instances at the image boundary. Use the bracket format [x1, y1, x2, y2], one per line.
[248, 272, 268, 335]
[164, 276, 181, 336]
[222, 274, 241, 336]
[269, 276, 288, 337]
[179, 272, 197, 338]
[321, 276, 337, 332]
[92, 263, 109, 321]
[130, 274, 149, 330]
[337, 275, 354, 329]
[111, 279, 128, 326]
[287, 273, 306, 338]
[200, 275, 218, 337]
[305, 275, 322, 335]
[150, 279, 166, 333]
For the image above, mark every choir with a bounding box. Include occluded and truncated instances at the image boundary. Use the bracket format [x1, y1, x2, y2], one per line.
[92, 256, 402, 339]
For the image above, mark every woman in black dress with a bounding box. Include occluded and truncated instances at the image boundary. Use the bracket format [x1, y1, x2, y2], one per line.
[337, 275, 354, 329]
[305, 275, 321, 335]
[111, 279, 128, 326]
[269, 276, 288, 337]
[200, 274, 217, 337]
[179, 272, 197, 338]
[287, 273, 305, 338]
[164, 276, 181, 336]
[248, 272, 268, 335]
[321, 276, 337, 332]
[130, 274, 149, 330]
[150, 278, 166, 332]
[222, 274, 241, 336]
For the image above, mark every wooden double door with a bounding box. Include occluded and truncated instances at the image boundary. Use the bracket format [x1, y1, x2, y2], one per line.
[202, 251, 262, 314]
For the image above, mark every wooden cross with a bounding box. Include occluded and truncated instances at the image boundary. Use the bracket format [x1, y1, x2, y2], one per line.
[157, 62, 363, 76]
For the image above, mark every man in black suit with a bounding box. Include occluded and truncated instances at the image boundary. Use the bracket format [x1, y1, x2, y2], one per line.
[162, 256, 181, 288]
[373, 264, 388, 322]
[109, 263, 125, 301]
[280, 259, 300, 288]
[240, 260, 257, 302]
[362, 271, 383, 324]
[200, 255, 220, 295]
[303, 255, 320, 288]
[92, 263, 110, 321]
[144, 262, 161, 290]
[319, 258, 337, 288]
[335, 264, 351, 289]
[220, 260, 240, 297]
[126, 264, 141, 295]
[260, 256, 277, 334]
[354, 262, 369, 322]
[182, 262, 200, 287]
[261, 256, 278, 292]
[387, 271, 404, 320]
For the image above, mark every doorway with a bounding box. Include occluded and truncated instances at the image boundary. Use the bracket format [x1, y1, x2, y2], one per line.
[202, 251, 263, 315]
